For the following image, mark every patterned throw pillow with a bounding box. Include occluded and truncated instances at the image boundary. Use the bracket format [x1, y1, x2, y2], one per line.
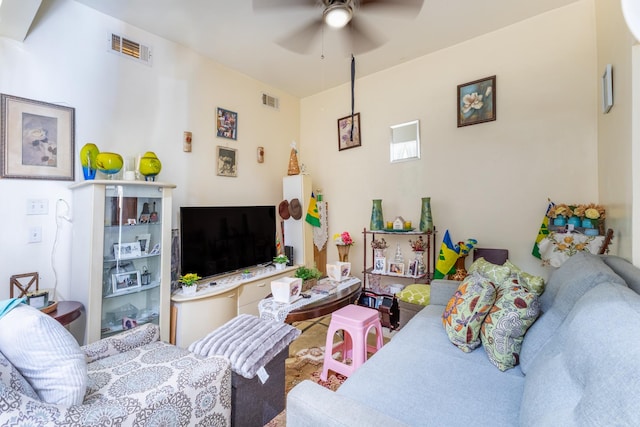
[397, 284, 431, 306]
[442, 272, 497, 352]
[481, 283, 540, 371]
[503, 260, 545, 295]
[467, 257, 511, 284]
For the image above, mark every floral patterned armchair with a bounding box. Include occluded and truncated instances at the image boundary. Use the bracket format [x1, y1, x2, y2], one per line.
[0, 322, 231, 426]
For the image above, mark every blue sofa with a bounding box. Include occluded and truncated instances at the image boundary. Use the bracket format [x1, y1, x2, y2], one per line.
[287, 252, 640, 426]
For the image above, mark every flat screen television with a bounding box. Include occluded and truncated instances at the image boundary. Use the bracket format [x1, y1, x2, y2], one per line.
[180, 206, 277, 278]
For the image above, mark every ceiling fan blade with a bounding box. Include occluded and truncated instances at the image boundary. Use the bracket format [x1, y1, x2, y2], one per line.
[276, 18, 324, 54]
[346, 18, 386, 54]
[252, 0, 319, 12]
[358, 0, 424, 16]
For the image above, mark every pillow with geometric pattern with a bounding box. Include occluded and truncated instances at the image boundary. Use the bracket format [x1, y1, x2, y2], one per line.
[503, 260, 545, 295]
[480, 283, 540, 371]
[467, 257, 511, 284]
[442, 271, 497, 352]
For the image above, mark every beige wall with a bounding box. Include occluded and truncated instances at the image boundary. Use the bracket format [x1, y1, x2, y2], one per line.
[0, 0, 299, 300]
[595, 0, 636, 260]
[300, 1, 600, 279]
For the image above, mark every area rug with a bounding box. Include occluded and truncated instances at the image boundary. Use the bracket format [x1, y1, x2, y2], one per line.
[265, 345, 347, 427]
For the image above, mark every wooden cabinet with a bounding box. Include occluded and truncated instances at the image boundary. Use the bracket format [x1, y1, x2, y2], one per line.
[170, 266, 296, 348]
[70, 180, 175, 344]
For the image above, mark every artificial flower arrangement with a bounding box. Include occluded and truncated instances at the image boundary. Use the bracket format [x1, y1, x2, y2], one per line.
[573, 203, 606, 221]
[547, 203, 571, 219]
[273, 254, 290, 264]
[409, 236, 426, 252]
[179, 273, 202, 287]
[371, 238, 388, 250]
[334, 231, 353, 246]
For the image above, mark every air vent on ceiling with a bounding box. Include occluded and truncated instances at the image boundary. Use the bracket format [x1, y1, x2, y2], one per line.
[108, 32, 152, 66]
[261, 93, 279, 110]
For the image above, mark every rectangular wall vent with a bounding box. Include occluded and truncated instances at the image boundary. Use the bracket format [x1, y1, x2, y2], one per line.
[261, 93, 279, 110]
[108, 32, 152, 66]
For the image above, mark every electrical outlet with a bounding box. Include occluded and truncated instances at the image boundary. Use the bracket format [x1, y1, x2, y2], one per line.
[27, 199, 48, 215]
[28, 226, 42, 243]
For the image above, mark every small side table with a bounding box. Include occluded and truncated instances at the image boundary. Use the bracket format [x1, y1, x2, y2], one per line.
[48, 301, 83, 327]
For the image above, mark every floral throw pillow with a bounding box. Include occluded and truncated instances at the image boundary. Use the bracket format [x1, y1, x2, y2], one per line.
[467, 257, 511, 284]
[503, 260, 545, 295]
[480, 283, 540, 371]
[442, 272, 497, 352]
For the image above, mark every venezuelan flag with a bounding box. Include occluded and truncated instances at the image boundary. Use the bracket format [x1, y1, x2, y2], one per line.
[434, 230, 460, 279]
[305, 192, 321, 227]
[532, 200, 554, 259]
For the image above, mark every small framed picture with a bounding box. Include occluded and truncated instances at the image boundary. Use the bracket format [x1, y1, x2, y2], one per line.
[216, 107, 237, 140]
[122, 317, 138, 330]
[407, 260, 418, 277]
[217, 146, 237, 177]
[388, 262, 405, 276]
[112, 270, 141, 294]
[135, 233, 151, 255]
[26, 290, 49, 309]
[337, 112, 361, 151]
[113, 242, 142, 259]
[373, 257, 386, 273]
[149, 243, 161, 255]
[457, 75, 496, 127]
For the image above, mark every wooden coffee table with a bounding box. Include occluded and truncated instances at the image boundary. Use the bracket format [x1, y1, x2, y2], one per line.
[284, 280, 362, 323]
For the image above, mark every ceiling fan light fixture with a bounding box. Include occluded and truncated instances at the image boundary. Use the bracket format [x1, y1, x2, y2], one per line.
[324, 4, 353, 28]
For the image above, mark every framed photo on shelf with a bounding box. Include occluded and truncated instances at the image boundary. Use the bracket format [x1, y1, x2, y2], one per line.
[135, 233, 151, 255]
[373, 257, 386, 273]
[337, 112, 361, 151]
[113, 242, 142, 260]
[1, 94, 75, 180]
[112, 271, 141, 294]
[388, 262, 405, 276]
[407, 260, 418, 277]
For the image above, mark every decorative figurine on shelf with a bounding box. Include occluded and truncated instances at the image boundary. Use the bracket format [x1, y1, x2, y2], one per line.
[287, 141, 300, 175]
[149, 202, 159, 223]
[139, 202, 151, 224]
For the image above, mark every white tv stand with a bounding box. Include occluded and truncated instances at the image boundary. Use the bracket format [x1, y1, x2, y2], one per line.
[170, 265, 297, 348]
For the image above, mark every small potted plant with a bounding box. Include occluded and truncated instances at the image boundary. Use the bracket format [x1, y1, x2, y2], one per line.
[295, 265, 322, 292]
[241, 269, 253, 279]
[179, 273, 201, 296]
[273, 254, 289, 270]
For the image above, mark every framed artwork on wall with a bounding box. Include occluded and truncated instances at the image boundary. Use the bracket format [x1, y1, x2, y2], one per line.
[217, 146, 237, 177]
[457, 76, 496, 127]
[337, 113, 361, 151]
[1, 94, 75, 180]
[216, 107, 237, 140]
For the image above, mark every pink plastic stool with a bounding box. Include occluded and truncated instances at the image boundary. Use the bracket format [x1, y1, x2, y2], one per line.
[321, 304, 384, 381]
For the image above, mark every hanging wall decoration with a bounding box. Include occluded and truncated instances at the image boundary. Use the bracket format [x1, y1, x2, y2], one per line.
[216, 107, 237, 140]
[1, 94, 75, 180]
[457, 76, 496, 127]
[217, 146, 237, 177]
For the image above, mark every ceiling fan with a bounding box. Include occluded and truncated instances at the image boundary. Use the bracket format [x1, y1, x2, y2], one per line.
[252, 0, 424, 55]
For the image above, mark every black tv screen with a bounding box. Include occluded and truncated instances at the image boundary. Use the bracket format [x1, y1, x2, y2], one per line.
[180, 206, 276, 278]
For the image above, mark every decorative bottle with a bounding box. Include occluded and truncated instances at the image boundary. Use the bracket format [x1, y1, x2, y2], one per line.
[419, 197, 434, 232]
[370, 199, 384, 231]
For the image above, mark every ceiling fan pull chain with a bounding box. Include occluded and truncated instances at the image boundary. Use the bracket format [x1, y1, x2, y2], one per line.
[350, 54, 355, 141]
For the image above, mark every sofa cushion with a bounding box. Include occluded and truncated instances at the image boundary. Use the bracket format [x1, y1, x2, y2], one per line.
[0, 350, 39, 400]
[467, 257, 511, 283]
[442, 272, 496, 352]
[602, 255, 640, 295]
[520, 282, 640, 425]
[519, 252, 625, 373]
[503, 260, 545, 295]
[0, 303, 87, 405]
[397, 284, 430, 305]
[338, 304, 525, 426]
[480, 283, 540, 371]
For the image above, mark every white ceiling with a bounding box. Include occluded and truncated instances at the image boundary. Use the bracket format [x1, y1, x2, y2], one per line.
[5, 0, 582, 98]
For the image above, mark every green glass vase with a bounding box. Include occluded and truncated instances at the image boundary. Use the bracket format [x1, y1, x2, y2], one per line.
[370, 199, 384, 231]
[419, 197, 434, 232]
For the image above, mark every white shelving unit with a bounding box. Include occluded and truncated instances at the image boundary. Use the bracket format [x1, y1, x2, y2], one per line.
[70, 180, 175, 344]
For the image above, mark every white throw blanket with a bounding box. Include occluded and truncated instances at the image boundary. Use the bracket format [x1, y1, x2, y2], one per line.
[188, 314, 300, 379]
